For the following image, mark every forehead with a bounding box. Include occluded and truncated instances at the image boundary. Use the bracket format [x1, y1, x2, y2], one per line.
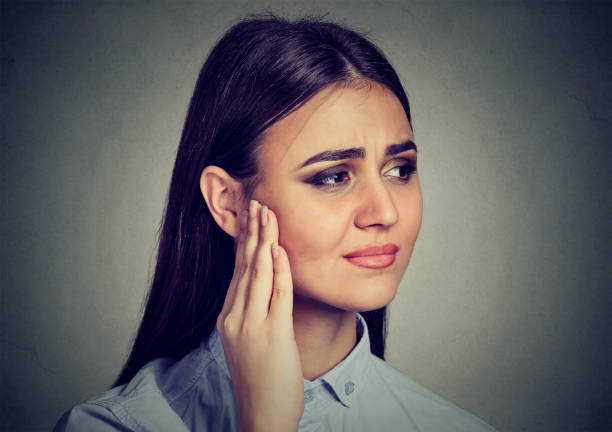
[258, 83, 413, 170]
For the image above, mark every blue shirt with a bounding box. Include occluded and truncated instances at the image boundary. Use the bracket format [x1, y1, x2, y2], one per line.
[54, 313, 497, 431]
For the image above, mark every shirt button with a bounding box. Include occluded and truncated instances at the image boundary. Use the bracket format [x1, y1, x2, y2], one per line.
[304, 389, 314, 402]
[345, 381, 355, 395]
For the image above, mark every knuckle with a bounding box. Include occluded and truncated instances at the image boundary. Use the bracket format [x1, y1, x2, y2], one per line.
[246, 221, 258, 235]
[238, 262, 249, 278]
[251, 265, 259, 279]
[240, 320, 257, 338]
[245, 220, 257, 236]
[221, 315, 240, 335]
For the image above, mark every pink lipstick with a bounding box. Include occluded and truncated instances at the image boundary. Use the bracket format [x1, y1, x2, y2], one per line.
[343, 244, 399, 269]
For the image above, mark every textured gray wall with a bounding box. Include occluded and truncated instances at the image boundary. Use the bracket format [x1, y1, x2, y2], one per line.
[1, 1, 610, 431]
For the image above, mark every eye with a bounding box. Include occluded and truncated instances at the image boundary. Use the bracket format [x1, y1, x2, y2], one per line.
[384, 159, 416, 182]
[320, 171, 351, 186]
[303, 159, 416, 190]
[304, 168, 352, 189]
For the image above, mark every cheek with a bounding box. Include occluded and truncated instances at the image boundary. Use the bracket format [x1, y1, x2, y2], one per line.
[398, 187, 423, 249]
[413, 188, 424, 234]
[277, 201, 348, 269]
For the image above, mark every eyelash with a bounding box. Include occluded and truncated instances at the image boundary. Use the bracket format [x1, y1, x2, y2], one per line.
[305, 159, 417, 190]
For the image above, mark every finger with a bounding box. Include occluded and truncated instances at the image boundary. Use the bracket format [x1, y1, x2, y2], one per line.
[219, 209, 249, 318]
[268, 243, 294, 323]
[244, 204, 278, 322]
[229, 199, 261, 317]
[233, 208, 249, 278]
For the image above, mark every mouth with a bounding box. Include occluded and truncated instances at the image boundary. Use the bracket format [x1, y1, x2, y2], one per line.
[343, 244, 399, 269]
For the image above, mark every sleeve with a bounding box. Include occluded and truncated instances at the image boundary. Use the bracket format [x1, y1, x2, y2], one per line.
[53, 403, 133, 432]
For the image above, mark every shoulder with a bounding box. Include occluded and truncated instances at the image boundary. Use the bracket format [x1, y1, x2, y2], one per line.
[54, 342, 224, 432]
[365, 356, 497, 432]
[53, 393, 131, 432]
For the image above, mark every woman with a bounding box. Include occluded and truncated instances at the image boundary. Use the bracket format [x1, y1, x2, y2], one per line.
[55, 14, 496, 432]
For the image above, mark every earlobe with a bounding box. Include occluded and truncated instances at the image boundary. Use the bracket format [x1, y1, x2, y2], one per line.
[199, 166, 243, 237]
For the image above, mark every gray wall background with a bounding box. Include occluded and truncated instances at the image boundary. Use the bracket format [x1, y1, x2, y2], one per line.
[1, 1, 610, 431]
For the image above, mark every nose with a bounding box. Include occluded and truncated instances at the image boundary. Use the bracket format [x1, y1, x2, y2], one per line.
[354, 176, 399, 229]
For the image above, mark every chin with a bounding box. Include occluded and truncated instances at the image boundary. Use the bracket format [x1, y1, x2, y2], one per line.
[347, 290, 397, 312]
[296, 279, 399, 313]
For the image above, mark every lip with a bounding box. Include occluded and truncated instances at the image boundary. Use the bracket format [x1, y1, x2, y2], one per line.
[344, 244, 399, 258]
[343, 243, 399, 269]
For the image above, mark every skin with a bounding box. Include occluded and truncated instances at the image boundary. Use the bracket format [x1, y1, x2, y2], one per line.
[200, 81, 422, 431]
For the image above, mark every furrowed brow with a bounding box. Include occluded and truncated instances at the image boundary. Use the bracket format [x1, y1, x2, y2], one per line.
[385, 140, 417, 156]
[298, 147, 365, 169]
[296, 140, 416, 171]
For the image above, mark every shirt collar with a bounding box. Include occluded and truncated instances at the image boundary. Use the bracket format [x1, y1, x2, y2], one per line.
[307, 312, 372, 407]
[206, 312, 373, 409]
[206, 325, 231, 379]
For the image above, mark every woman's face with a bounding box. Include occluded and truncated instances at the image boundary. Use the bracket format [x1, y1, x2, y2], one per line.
[252, 82, 422, 312]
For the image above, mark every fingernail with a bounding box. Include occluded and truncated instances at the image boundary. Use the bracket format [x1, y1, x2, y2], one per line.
[271, 242, 279, 259]
[261, 205, 268, 226]
[249, 200, 258, 218]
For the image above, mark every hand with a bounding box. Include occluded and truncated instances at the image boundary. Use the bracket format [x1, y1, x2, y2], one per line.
[216, 200, 304, 432]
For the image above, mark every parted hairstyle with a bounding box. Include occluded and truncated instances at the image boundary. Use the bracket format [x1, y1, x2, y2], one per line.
[114, 13, 412, 387]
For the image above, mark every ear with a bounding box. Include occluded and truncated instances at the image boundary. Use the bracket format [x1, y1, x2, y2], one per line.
[199, 166, 244, 238]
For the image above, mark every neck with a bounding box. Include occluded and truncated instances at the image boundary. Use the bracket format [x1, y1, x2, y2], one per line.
[292, 293, 357, 381]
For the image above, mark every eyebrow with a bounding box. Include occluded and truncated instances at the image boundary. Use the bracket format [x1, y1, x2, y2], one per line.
[297, 140, 417, 169]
